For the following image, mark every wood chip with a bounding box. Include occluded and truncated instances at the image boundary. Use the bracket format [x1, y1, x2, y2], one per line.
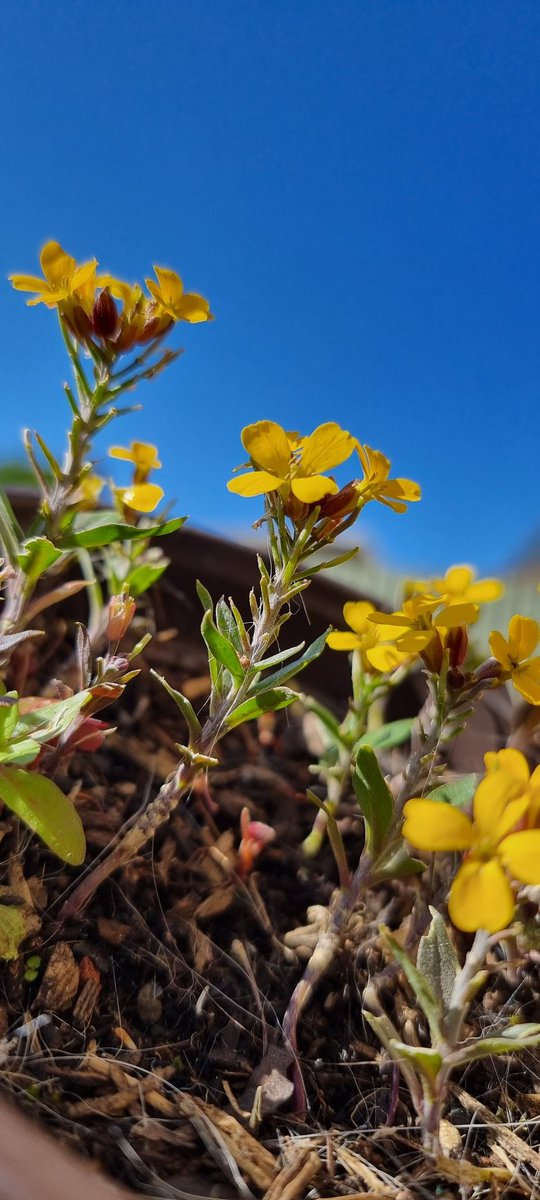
[263, 1146, 319, 1200]
[36, 943, 79, 1012]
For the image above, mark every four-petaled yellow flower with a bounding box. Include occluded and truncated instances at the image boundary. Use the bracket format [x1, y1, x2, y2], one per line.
[145, 266, 213, 324]
[368, 593, 478, 656]
[9, 241, 98, 309]
[227, 420, 356, 503]
[403, 769, 540, 932]
[109, 441, 164, 514]
[355, 445, 421, 513]
[408, 564, 503, 607]
[489, 615, 540, 705]
[327, 601, 410, 673]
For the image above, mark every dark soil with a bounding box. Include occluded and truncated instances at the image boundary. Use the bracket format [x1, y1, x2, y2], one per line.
[1, 579, 540, 1200]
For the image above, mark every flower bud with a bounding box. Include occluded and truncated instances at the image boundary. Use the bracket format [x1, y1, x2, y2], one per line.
[447, 625, 469, 670]
[107, 595, 136, 644]
[92, 289, 119, 339]
[237, 807, 276, 878]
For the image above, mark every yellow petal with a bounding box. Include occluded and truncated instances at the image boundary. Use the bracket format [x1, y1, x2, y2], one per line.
[402, 799, 473, 851]
[117, 483, 164, 513]
[507, 615, 539, 661]
[357, 444, 390, 484]
[129, 442, 161, 470]
[484, 748, 530, 785]
[434, 602, 479, 629]
[488, 629, 512, 669]
[227, 470, 285, 497]
[109, 445, 135, 463]
[8, 273, 50, 294]
[444, 566, 474, 595]
[473, 770, 526, 836]
[299, 422, 356, 474]
[175, 292, 212, 322]
[366, 643, 409, 672]
[71, 259, 98, 292]
[343, 601, 375, 635]
[513, 661, 540, 705]
[395, 628, 434, 653]
[291, 475, 338, 502]
[152, 266, 183, 304]
[448, 859, 515, 933]
[241, 421, 291, 478]
[40, 240, 75, 285]
[368, 610, 413, 628]
[464, 579, 503, 603]
[499, 829, 540, 885]
[326, 631, 361, 651]
[493, 797, 530, 840]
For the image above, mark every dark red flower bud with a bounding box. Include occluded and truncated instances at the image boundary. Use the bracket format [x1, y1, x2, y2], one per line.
[64, 304, 93, 342]
[92, 289, 119, 339]
[447, 625, 469, 670]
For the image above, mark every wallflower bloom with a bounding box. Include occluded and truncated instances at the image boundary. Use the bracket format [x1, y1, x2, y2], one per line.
[369, 593, 478, 656]
[327, 601, 409, 672]
[355, 445, 421, 513]
[227, 420, 356, 503]
[408, 564, 503, 607]
[484, 747, 540, 826]
[145, 266, 213, 324]
[403, 770, 540, 932]
[489, 616, 540, 705]
[109, 442, 164, 514]
[9, 241, 98, 308]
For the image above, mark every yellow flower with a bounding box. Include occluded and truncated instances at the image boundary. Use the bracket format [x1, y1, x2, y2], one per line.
[403, 770, 540, 932]
[145, 266, 213, 324]
[10, 241, 98, 308]
[327, 601, 409, 672]
[109, 442, 161, 480]
[368, 593, 478, 656]
[78, 474, 105, 507]
[355, 445, 421, 513]
[484, 747, 540, 827]
[489, 616, 540, 705]
[408, 564, 503, 607]
[114, 484, 164, 514]
[227, 420, 357, 502]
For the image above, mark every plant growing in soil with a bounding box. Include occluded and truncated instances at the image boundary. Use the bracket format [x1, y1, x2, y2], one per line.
[2, 240, 540, 1193]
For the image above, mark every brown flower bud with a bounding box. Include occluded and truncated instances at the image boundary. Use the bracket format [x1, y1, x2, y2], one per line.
[64, 304, 93, 342]
[447, 625, 469, 670]
[107, 595, 136, 644]
[92, 289, 119, 339]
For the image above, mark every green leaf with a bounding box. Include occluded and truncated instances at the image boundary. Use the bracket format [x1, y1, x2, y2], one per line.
[126, 561, 168, 597]
[417, 907, 459, 1016]
[0, 695, 20, 746]
[382, 927, 442, 1044]
[355, 718, 415, 753]
[16, 691, 90, 744]
[150, 669, 202, 743]
[388, 1040, 443, 1082]
[201, 610, 245, 682]
[301, 546, 360, 575]
[452, 1024, 540, 1067]
[215, 598, 243, 654]
[248, 629, 329, 694]
[0, 738, 41, 767]
[0, 905, 28, 960]
[428, 774, 478, 809]
[0, 766, 86, 864]
[17, 536, 63, 583]
[377, 844, 426, 878]
[196, 579, 213, 614]
[0, 485, 24, 565]
[225, 687, 298, 729]
[250, 641, 305, 673]
[352, 745, 393, 855]
[58, 511, 185, 549]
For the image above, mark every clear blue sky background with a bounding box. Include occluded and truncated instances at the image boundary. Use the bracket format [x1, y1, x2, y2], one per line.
[1, 1, 539, 574]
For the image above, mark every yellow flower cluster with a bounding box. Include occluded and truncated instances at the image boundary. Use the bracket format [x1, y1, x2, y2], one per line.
[403, 748, 540, 932]
[227, 419, 420, 513]
[9, 241, 212, 350]
[327, 601, 410, 673]
[109, 441, 164, 514]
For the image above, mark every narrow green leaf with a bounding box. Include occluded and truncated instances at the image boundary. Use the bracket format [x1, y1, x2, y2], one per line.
[225, 687, 298, 729]
[59, 512, 185, 549]
[0, 695, 20, 746]
[352, 745, 393, 854]
[0, 486, 24, 565]
[382, 926, 442, 1044]
[0, 905, 28, 960]
[196, 579, 213, 614]
[388, 1040, 443, 1082]
[201, 610, 245, 681]
[248, 629, 329, 695]
[126, 562, 168, 597]
[215, 598, 243, 654]
[16, 691, 90, 744]
[17, 536, 63, 583]
[451, 1024, 540, 1067]
[428, 775, 478, 810]
[250, 641, 305, 673]
[150, 669, 202, 743]
[355, 718, 415, 753]
[301, 546, 360, 576]
[0, 766, 86, 864]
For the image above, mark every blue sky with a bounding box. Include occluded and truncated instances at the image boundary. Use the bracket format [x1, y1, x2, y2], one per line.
[1, 1, 539, 574]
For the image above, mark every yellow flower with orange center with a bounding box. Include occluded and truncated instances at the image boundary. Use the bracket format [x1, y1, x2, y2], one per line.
[227, 420, 357, 503]
[327, 601, 410, 673]
[489, 616, 540, 705]
[403, 768, 540, 932]
[145, 267, 213, 324]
